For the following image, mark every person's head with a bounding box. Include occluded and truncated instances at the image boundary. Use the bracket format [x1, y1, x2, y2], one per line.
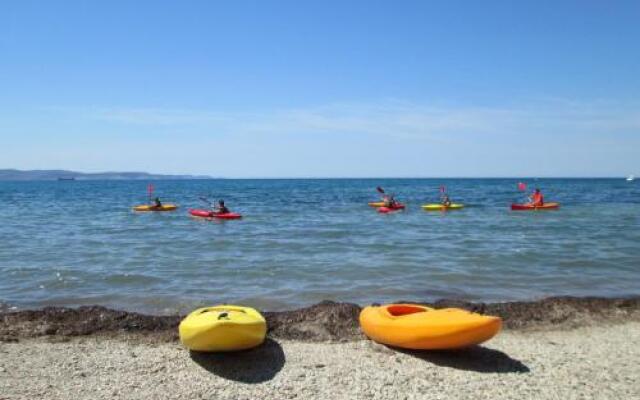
[218, 200, 225, 206]
[535, 188, 540, 194]
[155, 197, 160, 201]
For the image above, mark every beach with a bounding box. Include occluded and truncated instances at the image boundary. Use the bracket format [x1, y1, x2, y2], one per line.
[4, 1, 640, 398]
[2, 297, 640, 399]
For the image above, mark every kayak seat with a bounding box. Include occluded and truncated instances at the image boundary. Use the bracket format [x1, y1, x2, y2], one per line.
[387, 304, 428, 316]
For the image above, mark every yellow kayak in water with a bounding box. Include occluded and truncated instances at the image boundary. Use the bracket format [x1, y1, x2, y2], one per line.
[132, 204, 178, 212]
[368, 201, 386, 207]
[422, 203, 464, 211]
[179, 305, 267, 352]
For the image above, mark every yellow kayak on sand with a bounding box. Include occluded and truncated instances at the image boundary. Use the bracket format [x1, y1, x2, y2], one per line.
[360, 303, 501, 350]
[132, 204, 178, 212]
[421, 203, 464, 211]
[179, 305, 267, 352]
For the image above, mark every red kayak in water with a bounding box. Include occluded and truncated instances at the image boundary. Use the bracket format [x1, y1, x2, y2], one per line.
[378, 203, 406, 213]
[511, 202, 560, 211]
[189, 209, 242, 219]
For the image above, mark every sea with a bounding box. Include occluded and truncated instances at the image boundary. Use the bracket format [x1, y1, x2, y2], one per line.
[0, 178, 638, 314]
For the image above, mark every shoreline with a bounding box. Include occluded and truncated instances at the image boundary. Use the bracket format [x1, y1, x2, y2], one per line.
[2, 295, 639, 343]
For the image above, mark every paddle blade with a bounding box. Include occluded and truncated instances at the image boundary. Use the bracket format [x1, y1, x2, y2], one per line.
[440, 185, 446, 193]
[376, 186, 385, 194]
[518, 182, 527, 191]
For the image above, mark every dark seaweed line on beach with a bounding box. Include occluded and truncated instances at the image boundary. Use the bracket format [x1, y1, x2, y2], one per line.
[1, 296, 639, 343]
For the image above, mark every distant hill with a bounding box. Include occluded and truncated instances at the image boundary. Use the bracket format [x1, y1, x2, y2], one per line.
[0, 169, 213, 181]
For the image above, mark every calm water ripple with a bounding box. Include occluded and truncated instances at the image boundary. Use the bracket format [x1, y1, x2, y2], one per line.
[0, 178, 639, 313]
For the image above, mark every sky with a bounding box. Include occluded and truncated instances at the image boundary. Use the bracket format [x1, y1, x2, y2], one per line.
[1, 0, 639, 178]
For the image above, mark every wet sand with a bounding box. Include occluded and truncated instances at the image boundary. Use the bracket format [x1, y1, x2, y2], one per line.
[1, 297, 640, 399]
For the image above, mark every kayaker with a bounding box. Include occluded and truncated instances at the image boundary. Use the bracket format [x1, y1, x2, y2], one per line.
[153, 197, 163, 208]
[383, 194, 397, 208]
[441, 194, 452, 207]
[214, 200, 230, 214]
[529, 188, 544, 206]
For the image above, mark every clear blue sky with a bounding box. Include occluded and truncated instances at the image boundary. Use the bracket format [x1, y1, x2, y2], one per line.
[1, 0, 639, 177]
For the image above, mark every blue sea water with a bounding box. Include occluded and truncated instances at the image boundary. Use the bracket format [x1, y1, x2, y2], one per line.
[0, 178, 638, 314]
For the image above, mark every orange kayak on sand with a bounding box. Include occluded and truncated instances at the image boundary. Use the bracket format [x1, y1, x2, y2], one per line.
[359, 304, 501, 350]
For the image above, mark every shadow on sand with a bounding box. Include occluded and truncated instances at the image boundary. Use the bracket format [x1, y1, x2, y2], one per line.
[189, 338, 285, 383]
[398, 345, 530, 374]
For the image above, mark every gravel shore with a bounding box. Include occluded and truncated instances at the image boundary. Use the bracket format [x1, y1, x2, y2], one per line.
[1, 321, 639, 400]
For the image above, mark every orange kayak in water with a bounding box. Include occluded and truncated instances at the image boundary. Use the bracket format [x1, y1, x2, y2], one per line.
[359, 304, 501, 350]
[511, 202, 560, 211]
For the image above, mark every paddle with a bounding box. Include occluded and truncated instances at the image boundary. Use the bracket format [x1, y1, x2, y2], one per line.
[439, 185, 446, 204]
[146, 183, 166, 209]
[199, 196, 219, 212]
[200, 195, 228, 214]
[376, 186, 390, 206]
[517, 182, 530, 204]
[147, 183, 154, 205]
[376, 186, 403, 209]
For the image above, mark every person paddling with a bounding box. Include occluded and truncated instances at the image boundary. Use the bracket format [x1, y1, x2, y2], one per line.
[213, 200, 230, 214]
[153, 197, 163, 208]
[376, 186, 401, 209]
[441, 194, 452, 207]
[529, 188, 544, 206]
[382, 194, 398, 208]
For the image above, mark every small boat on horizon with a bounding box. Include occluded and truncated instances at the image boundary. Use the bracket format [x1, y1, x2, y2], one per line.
[57, 177, 76, 181]
[627, 175, 635, 182]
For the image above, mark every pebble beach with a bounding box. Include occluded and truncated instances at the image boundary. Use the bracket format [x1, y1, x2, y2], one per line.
[2, 322, 639, 400]
[4, 1, 640, 399]
[1, 297, 639, 399]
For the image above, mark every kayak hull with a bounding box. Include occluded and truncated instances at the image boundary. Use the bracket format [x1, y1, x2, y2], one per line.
[132, 204, 178, 212]
[368, 202, 386, 207]
[189, 209, 242, 219]
[378, 204, 405, 213]
[179, 305, 266, 352]
[511, 202, 560, 211]
[422, 203, 464, 211]
[360, 304, 501, 350]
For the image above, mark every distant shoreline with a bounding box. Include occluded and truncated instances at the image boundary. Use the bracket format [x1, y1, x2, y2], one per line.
[0, 169, 214, 181]
[2, 296, 638, 343]
[0, 170, 632, 181]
